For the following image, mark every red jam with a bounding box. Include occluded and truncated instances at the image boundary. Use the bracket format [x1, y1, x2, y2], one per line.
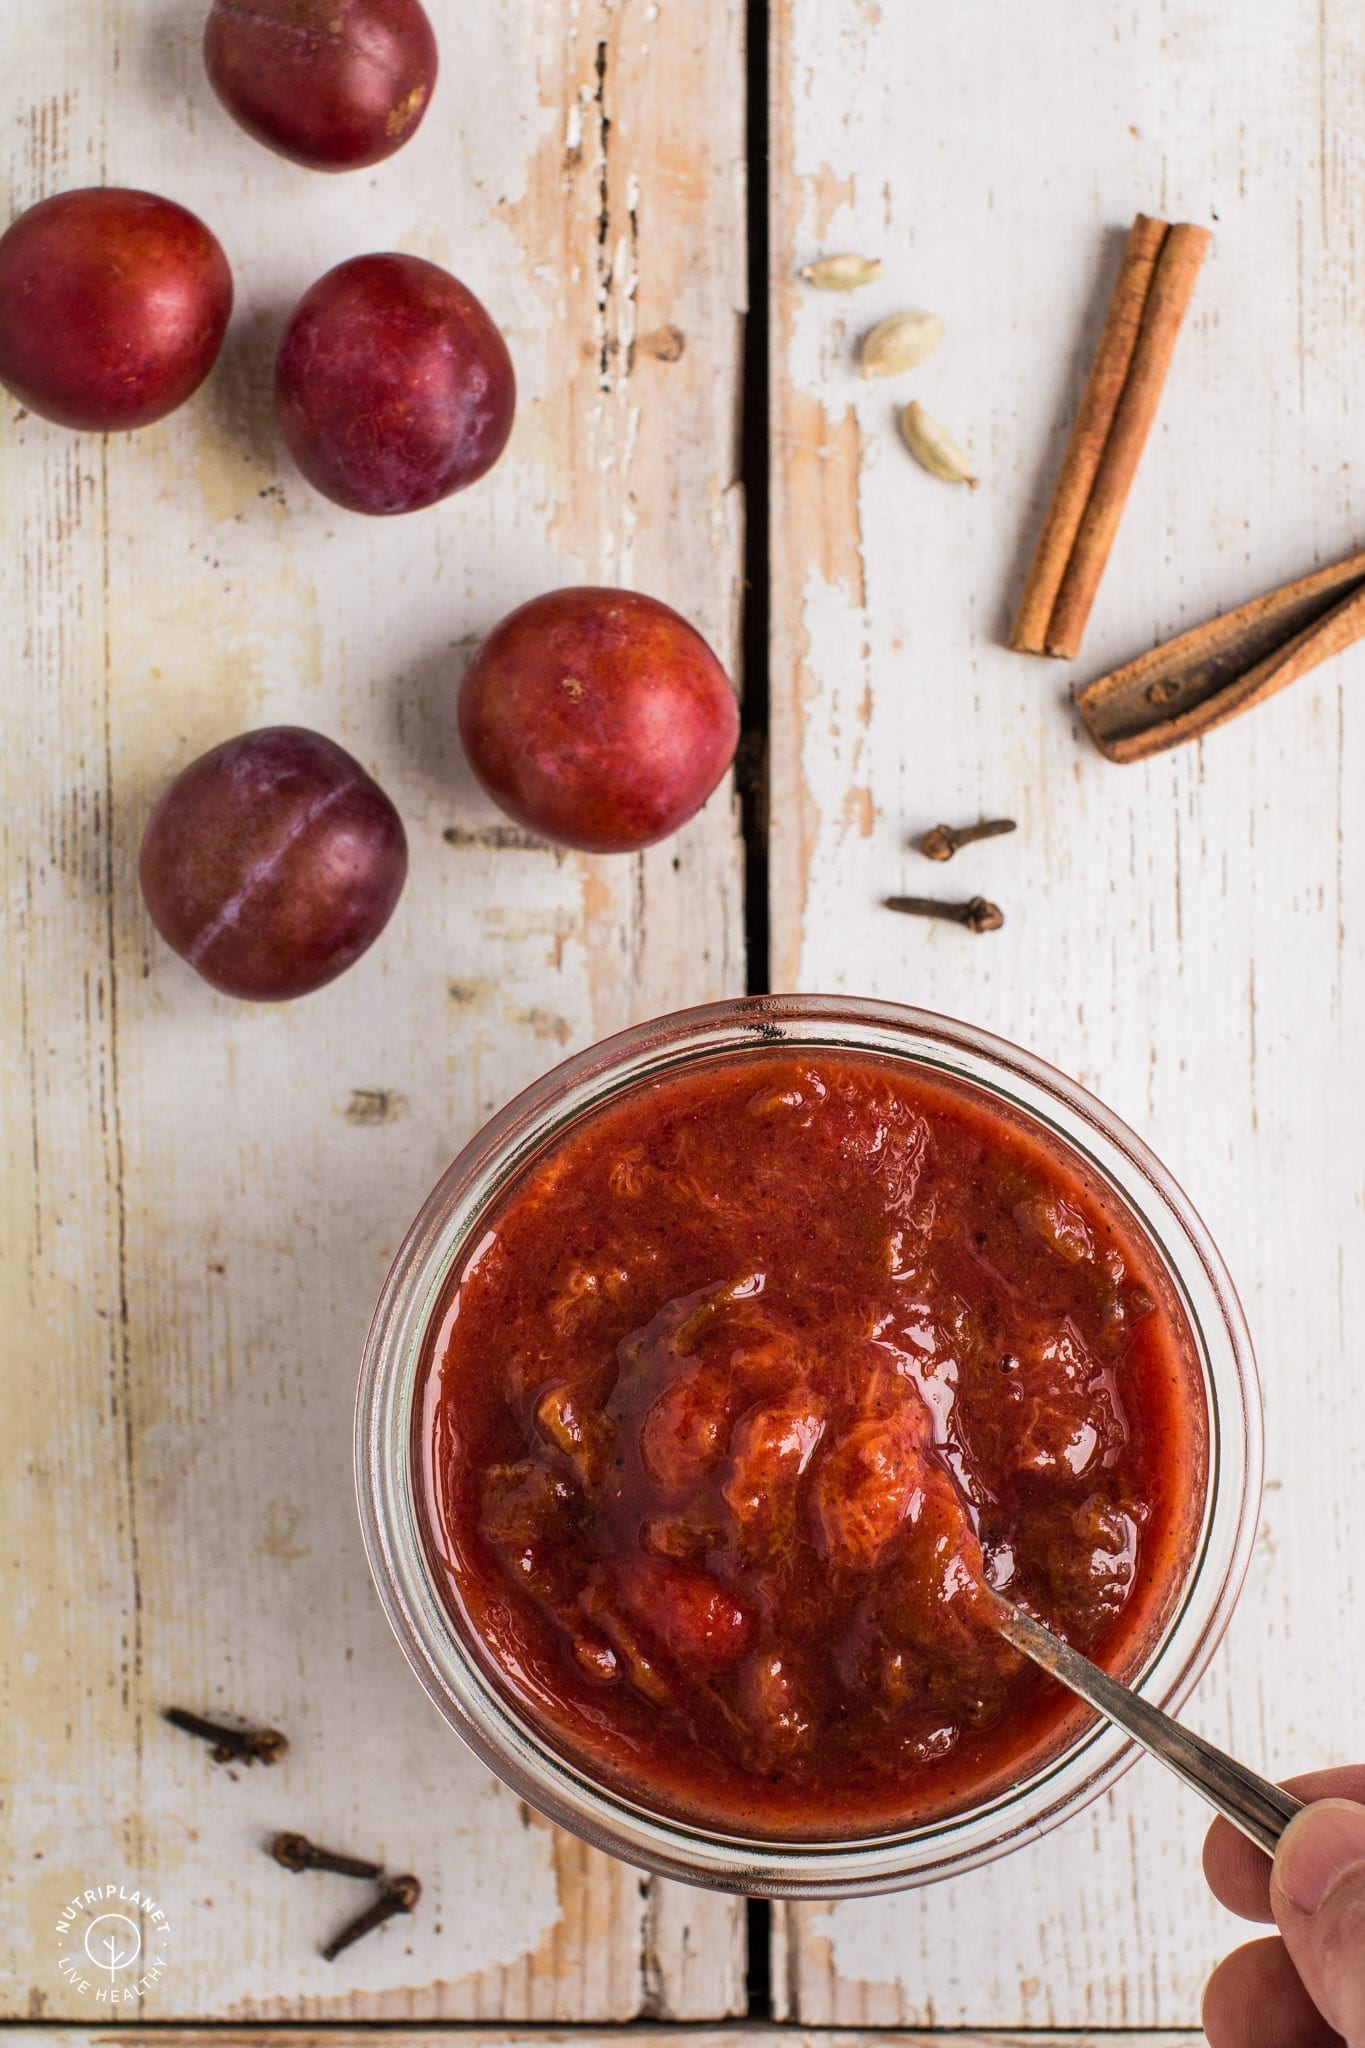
[418, 1051, 1207, 1838]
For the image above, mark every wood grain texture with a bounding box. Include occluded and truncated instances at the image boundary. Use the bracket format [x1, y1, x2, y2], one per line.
[0, 2032, 1207, 2048]
[769, 0, 1365, 2028]
[0, 0, 746, 2022]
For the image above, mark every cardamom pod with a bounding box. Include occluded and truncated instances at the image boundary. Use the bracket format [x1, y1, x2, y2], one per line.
[899, 401, 978, 487]
[860, 310, 945, 377]
[798, 253, 883, 291]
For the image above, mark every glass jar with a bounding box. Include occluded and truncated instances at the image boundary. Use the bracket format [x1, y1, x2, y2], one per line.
[355, 995, 1261, 1898]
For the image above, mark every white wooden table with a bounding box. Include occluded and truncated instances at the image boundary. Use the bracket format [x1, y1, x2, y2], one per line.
[3, 0, 1360, 2039]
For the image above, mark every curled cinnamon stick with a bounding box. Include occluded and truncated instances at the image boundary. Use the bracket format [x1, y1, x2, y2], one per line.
[1010, 214, 1210, 661]
[1075, 545, 1365, 762]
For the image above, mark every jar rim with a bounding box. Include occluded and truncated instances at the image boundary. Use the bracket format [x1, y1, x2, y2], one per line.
[355, 994, 1262, 1897]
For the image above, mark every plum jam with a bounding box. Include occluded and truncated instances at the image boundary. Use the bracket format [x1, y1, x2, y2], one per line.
[417, 1051, 1208, 1838]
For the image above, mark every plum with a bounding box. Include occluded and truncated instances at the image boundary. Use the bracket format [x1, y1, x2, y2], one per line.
[878, 1487, 991, 1658]
[619, 1561, 751, 1668]
[811, 1410, 934, 1570]
[570, 1630, 620, 1685]
[275, 253, 515, 514]
[0, 188, 232, 431]
[204, 0, 438, 172]
[722, 1400, 826, 1544]
[640, 1503, 725, 1563]
[1006, 1329, 1129, 1479]
[479, 1459, 578, 1582]
[458, 587, 740, 853]
[534, 1382, 613, 1485]
[1013, 1191, 1096, 1265]
[579, 1576, 673, 1705]
[741, 1651, 814, 1756]
[139, 726, 407, 1000]
[639, 1364, 734, 1490]
[1040, 1493, 1141, 1640]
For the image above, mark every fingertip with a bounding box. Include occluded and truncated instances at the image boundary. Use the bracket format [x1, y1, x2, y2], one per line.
[1205, 1811, 1276, 1922]
[1272, 1797, 1365, 1918]
[1202, 1769, 1365, 1922]
[1202, 1945, 1243, 2048]
[1202, 1935, 1344, 2048]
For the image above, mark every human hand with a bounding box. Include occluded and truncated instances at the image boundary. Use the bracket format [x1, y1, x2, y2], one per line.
[1203, 1766, 1365, 2047]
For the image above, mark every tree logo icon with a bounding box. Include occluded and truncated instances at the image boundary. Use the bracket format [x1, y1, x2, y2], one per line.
[83, 1912, 141, 1978]
[55, 1879, 172, 1998]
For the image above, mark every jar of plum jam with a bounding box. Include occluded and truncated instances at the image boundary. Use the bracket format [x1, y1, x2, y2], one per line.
[356, 997, 1261, 1896]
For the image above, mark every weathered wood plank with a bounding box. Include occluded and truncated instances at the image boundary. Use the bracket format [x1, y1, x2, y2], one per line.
[2, 0, 746, 2021]
[768, 0, 1365, 2027]
[0, 2032, 1207, 2048]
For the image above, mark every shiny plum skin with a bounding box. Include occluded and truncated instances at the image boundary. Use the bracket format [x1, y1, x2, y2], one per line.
[275, 254, 515, 514]
[0, 188, 232, 432]
[458, 588, 740, 853]
[203, 0, 438, 173]
[139, 727, 407, 1001]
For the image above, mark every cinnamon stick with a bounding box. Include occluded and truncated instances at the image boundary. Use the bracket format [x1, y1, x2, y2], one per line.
[1009, 214, 1210, 661]
[1009, 214, 1167, 654]
[1047, 223, 1210, 656]
[1074, 545, 1365, 762]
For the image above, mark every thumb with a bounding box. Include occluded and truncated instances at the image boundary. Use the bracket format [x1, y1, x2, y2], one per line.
[1271, 1798, 1365, 2045]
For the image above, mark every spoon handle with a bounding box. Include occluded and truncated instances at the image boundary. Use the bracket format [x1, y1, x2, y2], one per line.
[995, 1601, 1304, 1856]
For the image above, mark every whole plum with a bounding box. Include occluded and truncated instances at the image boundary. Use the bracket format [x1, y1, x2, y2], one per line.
[458, 588, 740, 854]
[275, 253, 515, 514]
[0, 188, 232, 432]
[203, 0, 439, 173]
[139, 727, 407, 1000]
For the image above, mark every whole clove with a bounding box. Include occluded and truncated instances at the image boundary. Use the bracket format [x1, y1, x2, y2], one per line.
[884, 894, 1005, 933]
[322, 1873, 421, 1962]
[164, 1707, 289, 1766]
[271, 1831, 382, 1881]
[918, 817, 1017, 862]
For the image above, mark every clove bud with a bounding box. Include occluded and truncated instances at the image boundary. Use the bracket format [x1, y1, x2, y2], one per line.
[271, 1832, 382, 1881]
[885, 894, 1004, 933]
[919, 817, 1016, 862]
[322, 1874, 421, 1963]
[165, 1707, 288, 1766]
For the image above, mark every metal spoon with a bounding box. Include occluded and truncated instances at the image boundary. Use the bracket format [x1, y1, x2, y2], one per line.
[991, 1595, 1303, 1856]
